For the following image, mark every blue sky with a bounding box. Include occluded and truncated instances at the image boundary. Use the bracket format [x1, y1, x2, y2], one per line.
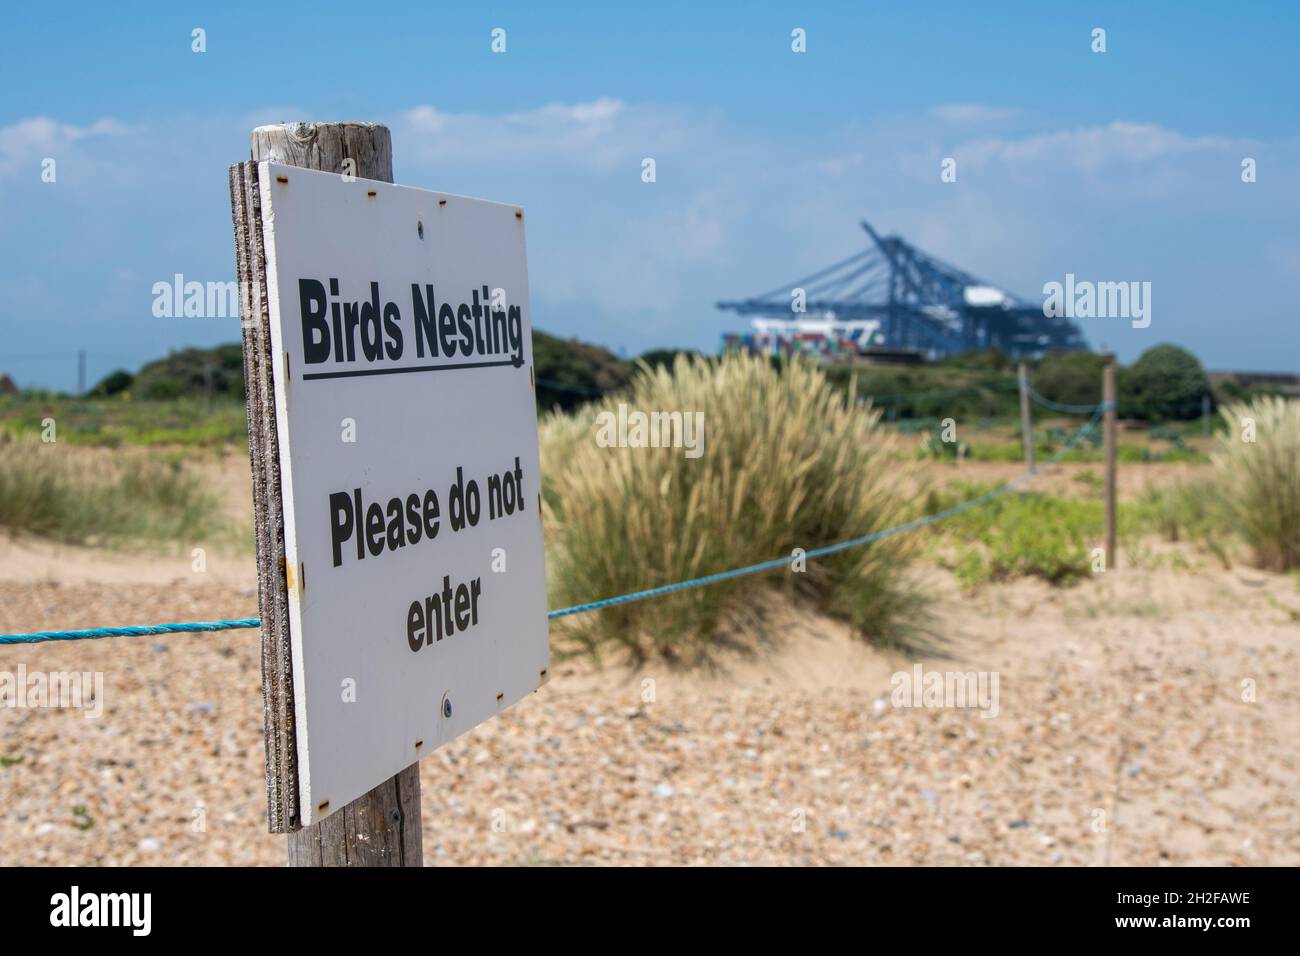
[2, 1, 1298, 390]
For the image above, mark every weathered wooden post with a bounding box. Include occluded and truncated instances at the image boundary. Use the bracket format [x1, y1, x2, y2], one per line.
[1017, 362, 1035, 474]
[1103, 354, 1117, 570]
[230, 121, 422, 866]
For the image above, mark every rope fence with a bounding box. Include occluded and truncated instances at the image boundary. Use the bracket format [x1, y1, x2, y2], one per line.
[0, 390, 1112, 646]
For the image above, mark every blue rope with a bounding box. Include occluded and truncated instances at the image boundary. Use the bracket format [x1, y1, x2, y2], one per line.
[0, 619, 261, 645]
[1029, 388, 1112, 415]
[865, 379, 1021, 405]
[547, 404, 1107, 618]
[0, 403, 1108, 645]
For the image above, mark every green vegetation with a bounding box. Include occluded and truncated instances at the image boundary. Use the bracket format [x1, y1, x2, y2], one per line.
[0, 435, 222, 546]
[1213, 397, 1300, 570]
[1132, 478, 1229, 565]
[0, 394, 248, 448]
[823, 363, 1021, 420]
[92, 344, 246, 400]
[533, 330, 632, 411]
[1119, 344, 1211, 422]
[924, 484, 1102, 586]
[1033, 350, 1106, 407]
[1119, 397, 1300, 572]
[541, 352, 923, 663]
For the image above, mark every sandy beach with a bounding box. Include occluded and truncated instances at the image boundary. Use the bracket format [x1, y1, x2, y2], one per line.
[2, 511, 1295, 866]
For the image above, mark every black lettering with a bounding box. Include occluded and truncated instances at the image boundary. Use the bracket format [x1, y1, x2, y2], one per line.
[329, 491, 353, 567]
[507, 305, 523, 366]
[386, 497, 405, 550]
[354, 489, 365, 560]
[365, 502, 385, 557]
[424, 594, 443, 643]
[457, 303, 474, 355]
[490, 308, 506, 355]
[438, 303, 457, 356]
[360, 282, 382, 361]
[405, 493, 422, 545]
[407, 601, 424, 651]
[383, 302, 403, 360]
[440, 575, 454, 638]
[299, 279, 330, 363]
[343, 300, 360, 362]
[423, 489, 440, 540]
[411, 284, 438, 358]
[454, 582, 471, 631]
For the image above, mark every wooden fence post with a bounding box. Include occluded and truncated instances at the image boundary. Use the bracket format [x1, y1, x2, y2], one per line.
[1103, 355, 1117, 571]
[231, 121, 423, 866]
[1018, 362, 1035, 474]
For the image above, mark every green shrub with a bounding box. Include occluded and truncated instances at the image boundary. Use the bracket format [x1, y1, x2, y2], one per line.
[823, 365, 1020, 420]
[130, 344, 246, 400]
[1119, 343, 1211, 422]
[532, 329, 632, 412]
[1033, 351, 1105, 407]
[924, 484, 1101, 586]
[89, 369, 133, 397]
[540, 353, 923, 663]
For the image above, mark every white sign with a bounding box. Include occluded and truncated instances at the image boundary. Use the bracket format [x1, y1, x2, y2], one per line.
[257, 162, 548, 824]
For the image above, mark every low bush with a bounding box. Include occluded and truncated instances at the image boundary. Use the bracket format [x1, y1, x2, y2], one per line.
[1119, 344, 1211, 422]
[540, 352, 923, 664]
[924, 484, 1102, 586]
[0, 435, 221, 546]
[1213, 397, 1300, 570]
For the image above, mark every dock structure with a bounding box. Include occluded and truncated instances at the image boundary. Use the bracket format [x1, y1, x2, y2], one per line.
[718, 220, 1088, 361]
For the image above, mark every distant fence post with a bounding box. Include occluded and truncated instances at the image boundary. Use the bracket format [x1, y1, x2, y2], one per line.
[231, 121, 422, 867]
[1103, 355, 1117, 570]
[1018, 362, 1035, 474]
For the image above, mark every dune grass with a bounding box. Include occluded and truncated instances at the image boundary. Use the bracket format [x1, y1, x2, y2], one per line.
[0, 435, 222, 547]
[1128, 398, 1300, 571]
[540, 353, 924, 664]
[1213, 397, 1300, 571]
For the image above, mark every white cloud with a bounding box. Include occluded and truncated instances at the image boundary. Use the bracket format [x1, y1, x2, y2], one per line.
[929, 103, 1021, 125]
[955, 120, 1242, 172]
[0, 116, 126, 174]
[397, 97, 631, 167]
[3, 101, 1296, 374]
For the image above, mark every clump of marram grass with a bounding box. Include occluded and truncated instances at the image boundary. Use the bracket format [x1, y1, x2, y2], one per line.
[1212, 397, 1300, 570]
[539, 352, 924, 664]
[0, 434, 221, 546]
[1133, 478, 1231, 566]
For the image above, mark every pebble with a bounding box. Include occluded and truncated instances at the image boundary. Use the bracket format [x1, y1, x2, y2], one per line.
[0, 563, 1295, 867]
